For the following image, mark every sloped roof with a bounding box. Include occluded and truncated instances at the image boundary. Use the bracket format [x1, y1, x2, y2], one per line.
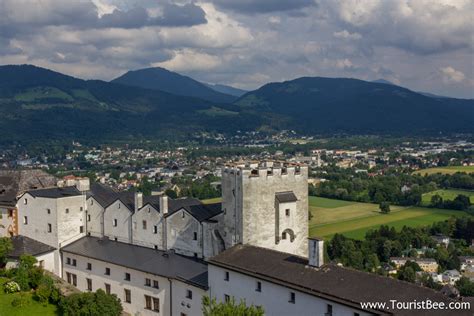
[27, 186, 81, 198]
[209, 244, 470, 316]
[61, 236, 208, 289]
[8, 235, 56, 258]
[167, 198, 222, 222]
[0, 170, 57, 207]
[275, 191, 297, 203]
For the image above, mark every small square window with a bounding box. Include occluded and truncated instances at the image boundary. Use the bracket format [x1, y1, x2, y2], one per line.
[289, 292, 295, 304]
[224, 294, 230, 303]
[193, 232, 197, 240]
[282, 232, 287, 240]
[256, 281, 261, 292]
[186, 289, 192, 299]
[23, 216, 28, 225]
[47, 208, 51, 214]
[24, 198, 28, 205]
[125, 272, 131, 281]
[72, 259, 77, 267]
[47, 223, 52, 233]
[153, 280, 159, 289]
[105, 267, 110, 275]
[145, 278, 151, 287]
[153, 225, 158, 234]
[285, 209, 290, 216]
[224, 271, 229, 281]
[79, 226, 84, 233]
[124, 289, 131, 303]
[105, 283, 111, 294]
[87, 214, 91, 221]
[87, 262, 91, 270]
[142, 220, 147, 230]
[113, 219, 117, 227]
[327, 304, 333, 315]
[65, 208, 69, 214]
[80, 207, 83, 212]
[86, 278, 92, 291]
[66, 258, 71, 265]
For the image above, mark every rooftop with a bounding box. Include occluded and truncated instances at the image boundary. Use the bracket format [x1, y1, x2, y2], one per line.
[61, 236, 208, 289]
[210, 244, 469, 316]
[8, 235, 56, 259]
[26, 186, 82, 198]
[275, 191, 298, 203]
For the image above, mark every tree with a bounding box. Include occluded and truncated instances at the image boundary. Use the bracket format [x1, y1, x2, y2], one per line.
[202, 296, 264, 316]
[430, 194, 443, 208]
[0, 237, 13, 264]
[455, 277, 474, 297]
[379, 201, 391, 214]
[60, 289, 122, 316]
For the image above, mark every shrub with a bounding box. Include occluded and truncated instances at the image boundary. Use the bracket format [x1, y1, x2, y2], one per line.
[4, 280, 21, 293]
[11, 293, 29, 307]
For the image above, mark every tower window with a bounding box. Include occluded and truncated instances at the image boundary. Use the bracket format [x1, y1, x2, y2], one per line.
[282, 232, 287, 240]
[87, 214, 91, 221]
[285, 209, 290, 216]
[47, 208, 51, 214]
[153, 225, 158, 234]
[23, 216, 28, 225]
[47, 223, 52, 233]
[65, 208, 69, 214]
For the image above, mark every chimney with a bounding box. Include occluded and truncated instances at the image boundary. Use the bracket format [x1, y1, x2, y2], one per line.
[134, 192, 143, 212]
[76, 178, 90, 192]
[308, 237, 324, 268]
[160, 195, 168, 215]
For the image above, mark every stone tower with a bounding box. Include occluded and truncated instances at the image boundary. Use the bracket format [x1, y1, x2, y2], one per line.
[221, 161, 308, 257]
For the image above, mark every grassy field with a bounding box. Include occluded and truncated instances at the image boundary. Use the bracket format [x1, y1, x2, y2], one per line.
[414, 165, 474, 175]
[0, 278, 58, 316]
[421, 189, 474, 205]
[309, 197, 471, 240]
[201, 197, 222, 204]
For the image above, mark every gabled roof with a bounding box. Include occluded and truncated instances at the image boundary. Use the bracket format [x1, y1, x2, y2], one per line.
[26, 186, 82, 198]
[61, 236, 208, 289]
[209, 245, 469, 316]
[167, 198, 222, 222]
[275, 191, 297, 203]
[87, 183, 119, 207]
[0, 170, 57, 207]
[8, 235, 56, 258]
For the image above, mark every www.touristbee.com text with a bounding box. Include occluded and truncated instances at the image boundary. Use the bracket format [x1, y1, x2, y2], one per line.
[360, 299, 471, 311]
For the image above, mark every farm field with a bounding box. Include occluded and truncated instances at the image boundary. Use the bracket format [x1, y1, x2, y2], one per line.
[421, 189, 474, 206]
[414, 165, 474, 175]
[309, 197, 471, 240]
[0, 278, 58, 316]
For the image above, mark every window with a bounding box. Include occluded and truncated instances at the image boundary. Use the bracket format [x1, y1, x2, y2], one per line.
[66, 257, 71, 265]
[145, 278, 151, 287]
[24, 198, 27, 205]
[80, 207, 83, 212]
[124, 289, 131, 303]
[47, 208, 51, 214]
[86, 262, 91, 270]
[113, 219, 117, 227]
[66, 208, 69, 214]
[326, 304, 333, 316]
[224, 294, 230, 303]
[47, 223, 52, 233]
[153, 225, 158, 234]
[152, 297, 160, 312]
[8, 209, 13, 217]
[153, 280, 159, 289]
[154, 245, 158, 250]
[72, 274, 77, 286]
[125, 272, 131, 281]
[193, 232, 197, 240]
[91, 199, 94, 205]
[87, 214, 91, 221]
[23, 216, 28, 225]
[289, 292, 295, 304]
[256, 281, 262, 292]
[86, 278, 92, 291]
[186, 289, 192, 299]
[142, 220, 147, 230]
[145, 295, 152, 310]
[66, 272, 71, 284]
[282, 232, 287, 240]
[72, 259, 77, 267]
[354, 313, 360, 316]
[285, 208, 290, 216]
[80, 226, 84, 233]
[105, 283, 111, 294]
[182, 211, 185, 218]
[224, 271, 229, 281]
[105, 267, 110, 275]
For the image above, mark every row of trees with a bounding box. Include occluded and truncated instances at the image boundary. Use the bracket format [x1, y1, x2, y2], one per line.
[430, 194, 472, 211]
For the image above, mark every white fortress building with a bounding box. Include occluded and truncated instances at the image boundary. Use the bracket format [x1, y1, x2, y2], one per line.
[3, 162, 468, 316]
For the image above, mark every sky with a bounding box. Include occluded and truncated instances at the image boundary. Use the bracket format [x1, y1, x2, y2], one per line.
[0, 0, 472, 98]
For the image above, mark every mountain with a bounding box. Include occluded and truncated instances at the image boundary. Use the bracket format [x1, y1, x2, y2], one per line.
[234, 77, 474, 134]
[371, 79, 395, 85]
[0, 65, 472, 144]
[0, 65, 247, 143]
[111, 67, 236, 103]
[204, 83, 248, 97]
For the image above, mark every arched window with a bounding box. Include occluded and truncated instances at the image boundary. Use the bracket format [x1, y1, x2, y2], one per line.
[281, 229, 295, 242]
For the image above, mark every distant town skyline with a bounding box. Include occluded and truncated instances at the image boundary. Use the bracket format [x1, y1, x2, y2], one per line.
[0, 0, 472, 98]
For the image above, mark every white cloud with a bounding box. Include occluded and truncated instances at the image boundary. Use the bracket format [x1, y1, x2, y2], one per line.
[440, 66, 465, 83]
[333, 30, 362, 40]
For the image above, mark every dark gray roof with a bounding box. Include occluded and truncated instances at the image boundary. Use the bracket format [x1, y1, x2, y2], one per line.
[61, 236, 208, 289]
[8, 235, 56, 258]
[27, 186, 82, 198]
[0, 170, 57, 207]
[88, 183, 119, 207]
[167, 198, 222, 222]
[275, 191, 297, 203]
[209, 245, 470, 316]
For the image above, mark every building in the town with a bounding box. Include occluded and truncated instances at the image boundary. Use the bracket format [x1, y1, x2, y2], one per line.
[389, 257, 439, 273]
[6, 235, 56, 272]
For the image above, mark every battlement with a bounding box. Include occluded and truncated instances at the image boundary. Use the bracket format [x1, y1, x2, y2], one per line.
[222, 161, 308, 179]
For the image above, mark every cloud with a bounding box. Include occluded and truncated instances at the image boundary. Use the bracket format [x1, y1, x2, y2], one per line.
[440, 66, 465, 83]
[333, 30, 361, 40]
[209, 0, 316, 14]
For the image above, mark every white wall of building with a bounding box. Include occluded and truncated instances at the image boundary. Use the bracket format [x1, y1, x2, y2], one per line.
[132, 205, 164, 249]
[86, 197, 104, 237]
[208, 265, 371, 316]
[103, 200, 132, 243]
[166, 209, 202, 258]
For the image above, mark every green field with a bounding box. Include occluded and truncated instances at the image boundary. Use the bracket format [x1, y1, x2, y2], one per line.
[0, 278, 58, 316]
[414, 165, 474, 175]
[309, 196, 471, 240]
[201, 197, 222, 204]
[421, 189, 474, 205]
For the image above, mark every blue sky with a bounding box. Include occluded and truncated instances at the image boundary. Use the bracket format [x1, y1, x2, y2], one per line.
[0, 0, 472, 98]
